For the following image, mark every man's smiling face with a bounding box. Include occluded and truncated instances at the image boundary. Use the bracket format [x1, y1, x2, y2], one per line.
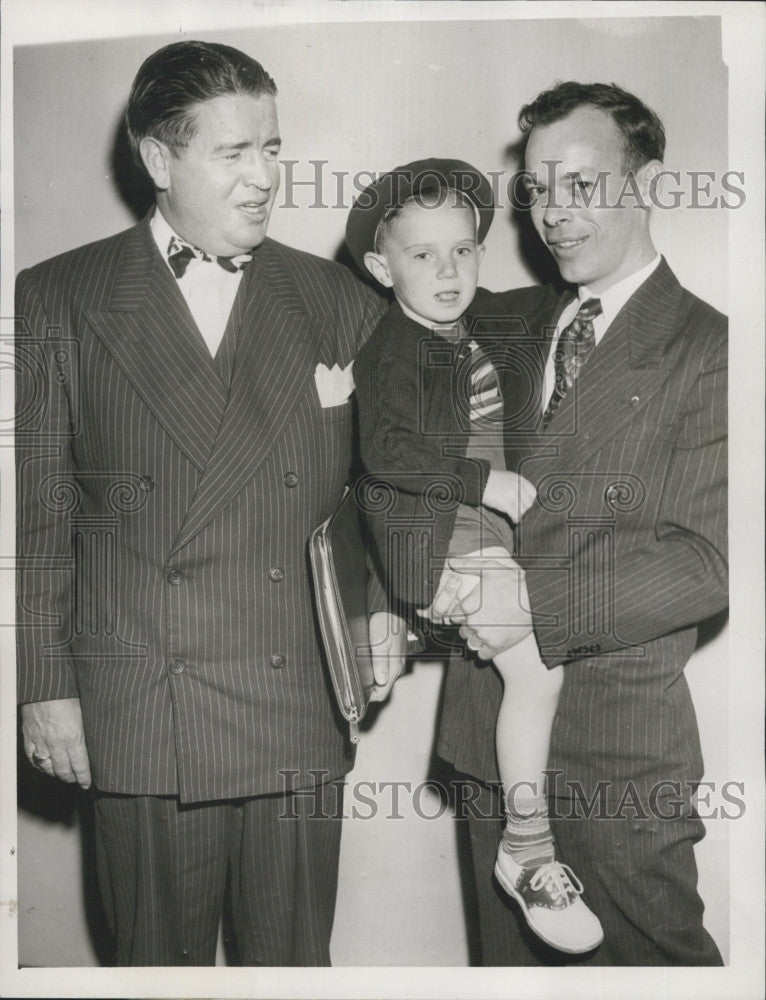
[525, 105, 655, 293]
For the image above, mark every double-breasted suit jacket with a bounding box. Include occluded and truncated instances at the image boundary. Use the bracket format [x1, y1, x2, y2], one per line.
[16, 216, 384, 804]
[438, 258, 728, 963]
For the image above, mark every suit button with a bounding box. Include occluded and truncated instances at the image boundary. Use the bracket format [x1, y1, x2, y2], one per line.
[283, 471, 299, 488]
[169, 659, 186, 674]
[166, 569, 184, 585]
[270, 653, 286, 669]
[268, 567, 284, 583]
[139, 476, 155, 492]
[630, 395, 640, 407]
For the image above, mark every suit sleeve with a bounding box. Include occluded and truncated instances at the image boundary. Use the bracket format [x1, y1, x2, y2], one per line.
[527, 322, 728, 667]
[16, 268, 80, 702]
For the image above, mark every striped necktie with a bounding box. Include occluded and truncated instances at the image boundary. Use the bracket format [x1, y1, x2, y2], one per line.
[543, 297, 602, 426]
[464, 341, 503, 422]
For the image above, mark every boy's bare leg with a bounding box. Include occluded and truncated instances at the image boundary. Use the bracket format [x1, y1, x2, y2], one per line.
[490, 631, 603, 954]
[493, 638, 562, 805]
[492, 637, 562, 865]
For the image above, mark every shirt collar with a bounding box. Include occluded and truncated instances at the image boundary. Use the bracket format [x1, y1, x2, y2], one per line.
[149, 207, 252, 274]
[150, 207, 183, 267]
[578, 253, 661, 329]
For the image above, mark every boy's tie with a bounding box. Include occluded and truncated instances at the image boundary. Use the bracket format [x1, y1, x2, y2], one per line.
[543, 297, 602, 426]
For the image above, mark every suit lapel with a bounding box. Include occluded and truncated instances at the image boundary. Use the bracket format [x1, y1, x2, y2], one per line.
[535, 257, 684, 474]
[83, 219, 228, 472]
[169, 241, 322, 554]
[501, 288, 570, 472]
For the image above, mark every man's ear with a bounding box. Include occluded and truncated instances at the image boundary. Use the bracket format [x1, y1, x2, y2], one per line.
[139, 137, 172, 191]
[637, 159, 663, 209]
[363, 251, 393, 288]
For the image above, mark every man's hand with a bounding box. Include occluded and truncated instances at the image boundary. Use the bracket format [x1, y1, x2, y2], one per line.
[419, 553, 534, 660]
[481, 469, 537, 523]
[368, 612, 408, 702]
[20, 698, 92, 789]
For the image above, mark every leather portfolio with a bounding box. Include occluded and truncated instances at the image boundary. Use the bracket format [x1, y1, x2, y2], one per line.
[309, 486, 376, 743]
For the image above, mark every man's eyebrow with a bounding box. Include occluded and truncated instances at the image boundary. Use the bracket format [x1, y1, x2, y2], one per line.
[212, 136, 282, 153]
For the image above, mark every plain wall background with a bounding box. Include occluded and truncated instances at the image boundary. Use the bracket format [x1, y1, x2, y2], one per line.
[13, 15, 730, 967]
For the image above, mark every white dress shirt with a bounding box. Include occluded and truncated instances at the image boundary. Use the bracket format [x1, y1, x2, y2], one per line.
[541, 254, 662, 411]
[150, 209, 245, 357]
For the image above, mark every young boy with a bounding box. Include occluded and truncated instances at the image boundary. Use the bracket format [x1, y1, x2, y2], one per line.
[348, 159, 603, 954]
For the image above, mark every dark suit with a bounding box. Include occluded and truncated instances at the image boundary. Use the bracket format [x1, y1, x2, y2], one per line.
[438, 259, 728, 965]
[16, 215, 384, 962]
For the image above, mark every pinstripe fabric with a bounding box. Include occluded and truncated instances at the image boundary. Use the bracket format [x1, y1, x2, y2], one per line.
[438, 260, 728, 964]
[16, 215, 385, 803]
[94, 783, 343, 965]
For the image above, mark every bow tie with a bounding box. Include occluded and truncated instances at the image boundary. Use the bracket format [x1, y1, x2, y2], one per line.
[167, 236, 252, 279]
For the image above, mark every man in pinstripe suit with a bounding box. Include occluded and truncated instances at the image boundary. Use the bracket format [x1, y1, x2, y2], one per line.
[430, 83, 728, 964]
[16, 40, 403, 966]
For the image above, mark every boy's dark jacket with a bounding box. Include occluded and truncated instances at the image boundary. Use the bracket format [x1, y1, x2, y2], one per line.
[353, 284, 557, 607]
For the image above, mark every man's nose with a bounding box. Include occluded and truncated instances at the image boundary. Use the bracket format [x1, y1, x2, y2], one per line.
[542, 193, 571, 229]
[436, 255, 458, 278]
[242, 151, 274, 190]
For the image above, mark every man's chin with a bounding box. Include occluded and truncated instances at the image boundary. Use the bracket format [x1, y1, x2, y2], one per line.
[230, 220, 270, 253]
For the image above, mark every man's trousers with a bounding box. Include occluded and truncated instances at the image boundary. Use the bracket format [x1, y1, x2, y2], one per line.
[94, 781, 344, 966]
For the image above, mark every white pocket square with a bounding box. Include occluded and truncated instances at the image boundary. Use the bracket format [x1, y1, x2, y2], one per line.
[314, 361, 355, 408]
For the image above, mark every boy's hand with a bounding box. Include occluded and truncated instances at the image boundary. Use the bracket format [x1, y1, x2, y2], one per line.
[481, 469, 537, 523]
[368, 611, 408, 702]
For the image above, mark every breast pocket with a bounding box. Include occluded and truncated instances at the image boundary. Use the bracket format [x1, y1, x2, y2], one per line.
[318, 399, 353, 426]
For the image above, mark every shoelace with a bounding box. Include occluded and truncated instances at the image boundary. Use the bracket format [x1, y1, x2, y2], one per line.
[529, 862, 584, 904]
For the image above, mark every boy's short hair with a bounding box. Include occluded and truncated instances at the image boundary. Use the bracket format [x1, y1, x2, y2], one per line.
[518, 81, 665, 171]
[373, 186, 479, 257]
[345, 158, 494, 272]
[126, 40, 277, 169]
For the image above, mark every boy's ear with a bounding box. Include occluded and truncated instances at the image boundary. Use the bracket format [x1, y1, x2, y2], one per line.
[363, 251, 394, 288]
[476, 243, 486, 264]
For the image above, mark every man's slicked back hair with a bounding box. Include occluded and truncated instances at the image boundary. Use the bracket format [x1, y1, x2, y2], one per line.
[126, 40, 277, 167]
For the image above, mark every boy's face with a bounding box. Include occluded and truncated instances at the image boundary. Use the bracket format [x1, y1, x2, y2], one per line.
[364, 197, 484, 326]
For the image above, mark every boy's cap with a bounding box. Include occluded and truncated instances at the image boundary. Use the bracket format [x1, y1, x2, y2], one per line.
[345, 157, 495, 271]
